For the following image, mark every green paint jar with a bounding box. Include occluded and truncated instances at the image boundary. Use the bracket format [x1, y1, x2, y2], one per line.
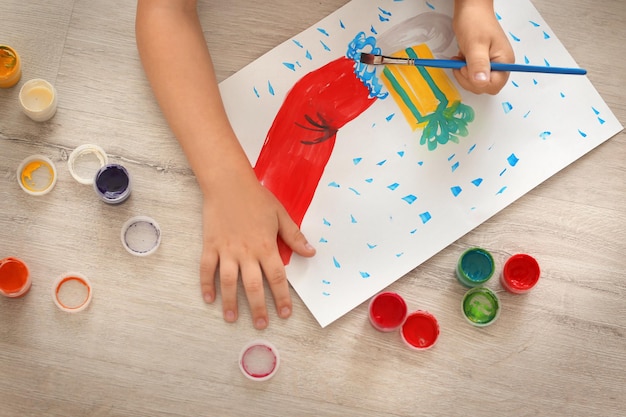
[462, 287, 500, 327]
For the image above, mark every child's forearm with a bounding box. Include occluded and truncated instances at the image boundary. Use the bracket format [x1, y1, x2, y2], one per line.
[135, 0, 254, 195]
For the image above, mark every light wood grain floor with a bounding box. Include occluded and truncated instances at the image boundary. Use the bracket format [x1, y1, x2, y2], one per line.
[1, 1, 625, 416]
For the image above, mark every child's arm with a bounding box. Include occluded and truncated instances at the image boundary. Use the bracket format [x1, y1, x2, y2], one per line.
[135, 0, 315, 329]
[452, 0, 515, 94]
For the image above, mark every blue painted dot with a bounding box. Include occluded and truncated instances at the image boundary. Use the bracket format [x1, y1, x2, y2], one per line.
[386, 113, 395, 122]
[253, 87, 260, 98]
[507, 153, 519, 167]
[377, 160, 387, 166]
[359, 271, 371, 278]
[293, 40, 303, 48]
[472, 178, 483, 187]
[348, 187, 361, 195]
[397, 151, 405, 158]
[283, 62, 296, 71]
[419, 212, 432, 224]
[353, 157, 362, 165]
[402, 194, 417, 204]
[333, 257, 341, 268]
[529, 20, 540, 27]
[540, 131, 552, 140]
[365, 178, 374, 183]
[496, 186, 508, 195]
[367, 243, 377, 249]
[317, 28, 329, 36]
[451, 186, 462, 197]
[468, 144, 477, 154]
[543, 31, 550, 39]
[305, 50, 312, 60]
[320, 40, 331, 51]
[578, 129, 587, 138]
[322, 280, 331, 285]
[502, 102, 513, 114]
[451, 161, 460, 172]
[387, 183, 400, 191]
[268, 81, 275, 96]
[509, 32, 521, 42]
[328, 181, 340, 188]
[319, 237, 328, 243]
[323, 218, 331, 226]
[350, 215, 357, 224]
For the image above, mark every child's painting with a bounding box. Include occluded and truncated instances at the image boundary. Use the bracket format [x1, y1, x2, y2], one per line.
[219, 0, 623, 327]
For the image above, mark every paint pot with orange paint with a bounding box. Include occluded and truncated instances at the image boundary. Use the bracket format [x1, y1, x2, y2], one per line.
[0, 45, 22, 88]
[0, 257, 31, 298]
[52, 273, 93, 313]
[17, 155, 58, 196]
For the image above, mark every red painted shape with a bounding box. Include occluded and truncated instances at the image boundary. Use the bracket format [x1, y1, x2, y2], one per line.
[254, 56, 376, 264]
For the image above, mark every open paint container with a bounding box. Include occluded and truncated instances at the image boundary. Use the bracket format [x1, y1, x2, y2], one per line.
[0, 257, 31, 298]
[239, 340, 280, 381]
[368, 291, 408, 332]
[501, 253, 541, 294]
[19, 79, 58, 122]
[52, 273, 93, 313]
[68, 144, 108, 185]
[456, 247, 496, 287]
[121, 216, 161, 256]
[0, 45, 22, 88]
[94, 163, 131, 204]
[462, 287, 500, 327]
[17, 155, 58, 196]
[368, 291, 440, 350]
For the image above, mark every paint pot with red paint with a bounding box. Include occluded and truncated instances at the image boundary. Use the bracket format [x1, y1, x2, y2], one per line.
[52, 273, 93, 313]
[400, 310, 440, 350]
[501, 253, 540, 294]
[368, 291, 408, 332]
[0, 257, 31, 298]
[239, 340, 280, 382]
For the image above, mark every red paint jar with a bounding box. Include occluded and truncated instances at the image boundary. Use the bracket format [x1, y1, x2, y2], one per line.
[401, 310, 440, 350]
[368, 291, 408, 332]
[0, 257, 31, 298]
[501, 254, 540, 294]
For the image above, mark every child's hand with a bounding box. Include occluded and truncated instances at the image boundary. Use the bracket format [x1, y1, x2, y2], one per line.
[198, 171, 315, 330]
[452, 0, 515, 95]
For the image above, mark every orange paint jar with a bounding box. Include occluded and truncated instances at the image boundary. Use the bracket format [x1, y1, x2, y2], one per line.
[0, 257, 31, 298]
[0, 45, 22, 88]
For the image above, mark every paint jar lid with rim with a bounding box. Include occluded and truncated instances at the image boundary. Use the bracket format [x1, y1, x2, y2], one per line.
[121, 216, 161, 256]
[239, 339, 280, 381]
[68, 144, 108, 185]
[462, 287, 500, 327]
[501, 253, 541, 294]
[368, 291, 408, 332]
[456, 247, 496, 287]
[400, 310, 440, 350]
[17, 154, 58, 196]
[52, 273, 93, 313]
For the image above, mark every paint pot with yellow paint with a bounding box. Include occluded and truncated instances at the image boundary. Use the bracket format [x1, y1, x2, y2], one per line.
[0, 45, 22, 88]
[19, 78, 58, 122]
[17, 154, 58, 196]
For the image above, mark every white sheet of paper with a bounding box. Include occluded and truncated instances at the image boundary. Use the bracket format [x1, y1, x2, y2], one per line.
[219, 0, 623, 327]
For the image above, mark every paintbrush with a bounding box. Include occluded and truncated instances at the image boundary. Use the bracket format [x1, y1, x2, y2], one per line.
[359, 53, 587, 75]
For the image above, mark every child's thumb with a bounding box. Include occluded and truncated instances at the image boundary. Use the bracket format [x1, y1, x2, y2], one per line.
[277, 211, 316, 258]
[464, 47, 492, 88]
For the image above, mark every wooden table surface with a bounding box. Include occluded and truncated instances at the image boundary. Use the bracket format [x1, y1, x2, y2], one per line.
[1, 1, 624, 416]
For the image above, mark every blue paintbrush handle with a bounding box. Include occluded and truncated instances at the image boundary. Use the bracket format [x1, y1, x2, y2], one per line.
[411, 58, 587, 75]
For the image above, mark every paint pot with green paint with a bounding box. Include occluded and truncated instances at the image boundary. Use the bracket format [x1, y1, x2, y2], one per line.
[461, 287, 500, 327]
[456, 247, 495, 287]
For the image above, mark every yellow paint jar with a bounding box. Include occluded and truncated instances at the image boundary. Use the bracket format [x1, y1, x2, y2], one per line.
[0, 45, 22, 88]
[17, 154, 58, 196]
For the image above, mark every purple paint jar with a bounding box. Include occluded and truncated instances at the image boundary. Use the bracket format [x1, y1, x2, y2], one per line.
[94, 163, 131, 204]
